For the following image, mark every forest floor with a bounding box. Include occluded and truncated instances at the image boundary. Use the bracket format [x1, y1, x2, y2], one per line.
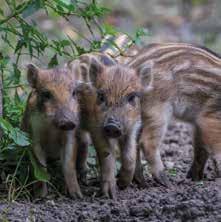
[0, 122, 221, 222]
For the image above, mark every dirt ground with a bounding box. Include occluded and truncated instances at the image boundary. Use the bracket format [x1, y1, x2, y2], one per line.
[0, 122, 221, 222]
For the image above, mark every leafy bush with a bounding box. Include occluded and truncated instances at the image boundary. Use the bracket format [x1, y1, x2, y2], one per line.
[0, 0, 146, 200]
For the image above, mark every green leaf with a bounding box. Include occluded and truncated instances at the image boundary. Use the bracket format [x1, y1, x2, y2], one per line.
[22, 0, 43, 18]
[88, 145, 96, 156]
[5, 143, 17, 150]
[60, 0, 71, 4]
[196, 181, 204, 186]
[0, 117, 31, 146]
[0, 152, 6, 161]
[133, 28, 149, 45]
[168, 168, 177, 177]
[0, 117, 12, 132]
[0, 55, 9, 70]
[48, 54, 58, 68]
[0, 8, 4, 16]
[28, 150, 50, 182]
[15, 40, 25, 54]
[90, 40, 101, 50]
[102, 24, 118, 35]
[80, 3, 110, 19]
[54, 0, 75, 12]
[192, 0, 208, 6]
[9, 128, 30, 147]
[12, 64, 21, 84]
[87, 156, 96, 165]
[60, 39, 71, 47]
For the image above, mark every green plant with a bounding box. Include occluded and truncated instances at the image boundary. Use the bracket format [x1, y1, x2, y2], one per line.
[0, 0, 147, 200]
[168, 168, 177, 177]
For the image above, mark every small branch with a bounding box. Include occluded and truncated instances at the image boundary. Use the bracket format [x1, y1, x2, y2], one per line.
[4, 84, 28, 89]
[78, 6, 96, 39]
[84, 17, 96, 39]
[0, 1, 30, 25]
[66, 34, 80, 56]
[93, 18, 104, 38]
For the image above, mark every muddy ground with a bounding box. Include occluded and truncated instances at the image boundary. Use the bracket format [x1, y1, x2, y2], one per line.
[0, 122, 221, 222]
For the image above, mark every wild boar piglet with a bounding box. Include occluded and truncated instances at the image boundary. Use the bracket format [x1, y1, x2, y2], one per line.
[76, 57, 142, 198]
[22, 61, 89, 198]
[128, 43, 221, 184]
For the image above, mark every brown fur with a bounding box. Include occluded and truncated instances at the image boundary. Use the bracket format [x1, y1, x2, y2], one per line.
[127, 43, 221, 183]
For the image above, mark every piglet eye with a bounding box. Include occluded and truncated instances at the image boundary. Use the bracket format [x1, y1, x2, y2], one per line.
[127, 93, 137, 106]
[97, 90, 106, 105]
[41, 90, 52, 100]
[72, 90, 76, 98]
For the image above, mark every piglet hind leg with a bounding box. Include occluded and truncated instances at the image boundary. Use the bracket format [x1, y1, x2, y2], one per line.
[213, 153, 221, 181]
[194, 110, 221, 181]
[186, 126, 209, 181]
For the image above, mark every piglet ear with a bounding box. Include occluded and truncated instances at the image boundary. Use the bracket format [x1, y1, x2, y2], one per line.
[80, 63, 90, 82]
[79, 54, 104, 85]
[68, 59, 82, 80]
[99, 53, 116, 66]
[89, 58, 104, 85]
[137, 62, 154, 89]
[27, 64, 39, 88]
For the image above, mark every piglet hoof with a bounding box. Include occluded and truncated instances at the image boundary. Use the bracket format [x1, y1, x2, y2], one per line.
[68, 189, 83, 199]
[213, 159, 221, 178]
[117, 177, 131, 190]
[67, 183, 83, 199]
[133, 172, 145, 188]
[33, 181, 48, 198]
[186, 166, 194, 180]
[78, 170, 88, 185]
[79, 175, 87, 186]
[101, 181, 116, 199]
[117, 180, 127, 190]
[186, 165, 203, 181]
[154, 171, 171, 187]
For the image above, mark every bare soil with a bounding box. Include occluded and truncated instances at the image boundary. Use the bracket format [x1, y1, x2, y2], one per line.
[1, 122, 221, 222]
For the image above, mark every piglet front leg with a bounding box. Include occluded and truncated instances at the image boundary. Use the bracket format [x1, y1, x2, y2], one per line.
[62, 131, 83, 199]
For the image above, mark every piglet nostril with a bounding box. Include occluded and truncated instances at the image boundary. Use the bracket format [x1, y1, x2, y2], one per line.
[57, 121, 76, 130]
[103, 124, 122, 138]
